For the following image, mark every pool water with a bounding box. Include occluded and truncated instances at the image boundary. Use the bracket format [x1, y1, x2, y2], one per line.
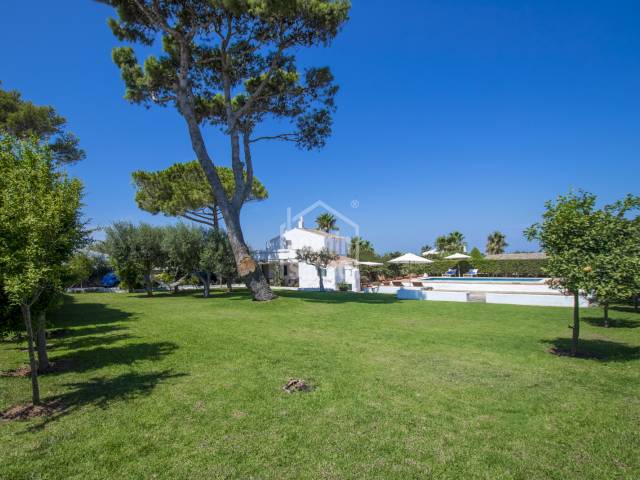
[421, 277, 544, 283]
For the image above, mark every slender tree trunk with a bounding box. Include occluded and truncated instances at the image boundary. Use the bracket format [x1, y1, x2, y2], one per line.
[572, 293, 580, 356]
[20, 304, 40, 405]
[226, 278, 233, 292]
[213, 205, 220, 232]
[603, 302, 609, 328]
[317, 266, 325, 292]
[634, 295, 638, 312]
[36, 311, 50, 372]
[203, 272, 210, 298]
[144, 272, 153, 297]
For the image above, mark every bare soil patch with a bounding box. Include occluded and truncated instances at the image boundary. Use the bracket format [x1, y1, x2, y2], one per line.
[0, 400, 62, 421]
[283, 378, 312, 393]
[0, 359, 73, 377]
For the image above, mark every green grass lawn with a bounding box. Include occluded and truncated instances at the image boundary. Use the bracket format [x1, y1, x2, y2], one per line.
[1, 291, 639, 479]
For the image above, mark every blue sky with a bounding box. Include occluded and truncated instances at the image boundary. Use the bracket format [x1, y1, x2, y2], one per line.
[3, 0, 639, 253]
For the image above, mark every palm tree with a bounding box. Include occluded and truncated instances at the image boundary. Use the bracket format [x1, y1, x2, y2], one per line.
[349, 236, 375, 259]
[447, 231, 465, 253]
[486, 231, 508, 255]
[316, 213, 338, 233]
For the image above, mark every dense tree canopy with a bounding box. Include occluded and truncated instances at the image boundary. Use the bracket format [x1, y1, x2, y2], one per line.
[132, 161, 267, 230]
[0, 134, 84, 404]
[0, 84, 85, 164]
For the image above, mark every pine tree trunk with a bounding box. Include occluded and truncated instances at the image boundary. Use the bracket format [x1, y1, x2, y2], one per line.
[20, 304, 40, 405]
[36, 311, 50, 372]
[603, 302, 609, 328]
[177, 91, 274, 302]
[222, 209, 275, 301]
[571, 293, 580, 356]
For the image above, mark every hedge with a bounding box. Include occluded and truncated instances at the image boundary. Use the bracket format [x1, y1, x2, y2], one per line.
[403, 259, 548, 278]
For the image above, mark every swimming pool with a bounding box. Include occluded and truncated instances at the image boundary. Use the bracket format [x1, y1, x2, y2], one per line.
[421, 277, 544, 283]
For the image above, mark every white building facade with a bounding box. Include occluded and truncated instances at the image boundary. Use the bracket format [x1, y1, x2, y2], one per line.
[255, 217, 361, 292]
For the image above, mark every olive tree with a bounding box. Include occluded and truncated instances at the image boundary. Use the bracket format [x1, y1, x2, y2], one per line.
[161, 223, 204, 292]
[201, 229, 238, 293]
[132, 223, 166, 296]
[296, 246, 337, 291]
[101, 221, 142, 292]
[98, 0, 350, 300]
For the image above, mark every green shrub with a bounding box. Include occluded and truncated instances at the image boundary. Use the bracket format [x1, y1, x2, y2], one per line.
[405, 259, 547, 277]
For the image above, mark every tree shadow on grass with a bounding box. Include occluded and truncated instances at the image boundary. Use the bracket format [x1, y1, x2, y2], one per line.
[544, 337, 640, 362]
[583, 316, 640, 329]
[610, 305, 640, 314]
[50, 295, 135, 328]
[49, 333, 136, 351]
[47, 341, 179, 376]
[275, 290, 400, 305]
[24, 369, 186, 431]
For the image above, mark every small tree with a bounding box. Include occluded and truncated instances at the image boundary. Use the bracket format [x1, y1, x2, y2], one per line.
[315, 213, 338, 233]
[469, 247, 484, 261]
[201, 229, 237, 292]
[132, 162, 267, 231]
[584, 195, 640, 327]
[0, 135, 84, 404]
[526, 191, 599, 355]
[68, 252, 94, 289]
[486, 231, 508, 255]
[101, 221, 141, 292]
[132, 224, 166, 296]
[161, 223, 203, 292]
[296, 247, 338, 292]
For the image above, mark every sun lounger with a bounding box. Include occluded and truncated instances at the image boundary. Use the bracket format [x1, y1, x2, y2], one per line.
[392, 281, 404, 287]
[412, 281, 424, 287]
[442, 268, 457, 277]
[463, 268, 479, 277]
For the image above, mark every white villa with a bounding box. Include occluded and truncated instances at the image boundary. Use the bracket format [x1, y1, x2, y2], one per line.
[255, 217, 361, 292]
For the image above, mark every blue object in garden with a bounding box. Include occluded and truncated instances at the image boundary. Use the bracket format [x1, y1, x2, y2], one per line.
[101, 272, 119, 287]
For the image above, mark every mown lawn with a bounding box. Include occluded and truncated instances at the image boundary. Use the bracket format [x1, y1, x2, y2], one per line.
[1, 290, 639, 479]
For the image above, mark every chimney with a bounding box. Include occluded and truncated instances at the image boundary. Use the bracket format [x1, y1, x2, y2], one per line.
[297, 216, 304, 229]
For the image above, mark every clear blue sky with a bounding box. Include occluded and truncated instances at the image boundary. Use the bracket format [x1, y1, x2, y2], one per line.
[3, 1, 639, 253]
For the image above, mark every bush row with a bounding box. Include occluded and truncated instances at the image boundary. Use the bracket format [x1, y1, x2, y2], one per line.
[403, 259, 548, 277]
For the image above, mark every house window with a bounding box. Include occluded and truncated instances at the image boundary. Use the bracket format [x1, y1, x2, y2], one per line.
[283, 265, 288, 276]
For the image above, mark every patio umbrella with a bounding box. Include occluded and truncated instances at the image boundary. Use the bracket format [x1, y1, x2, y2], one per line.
[421, 248, 439, 257]
[388, 253, 433, 280]
[444, 252, 471, 276]
[356, 261, 384, 266]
